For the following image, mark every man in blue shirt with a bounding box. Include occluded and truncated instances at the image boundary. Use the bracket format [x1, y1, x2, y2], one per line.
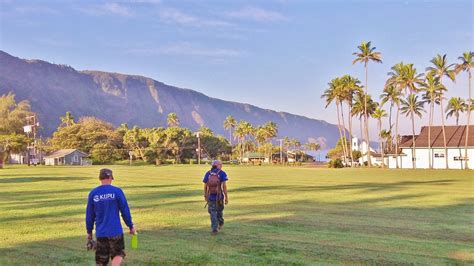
[86, 168, 135, 266]
[203, 160, 228, 235]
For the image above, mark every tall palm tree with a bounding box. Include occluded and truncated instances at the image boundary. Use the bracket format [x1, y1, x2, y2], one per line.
[234, 120, 252, 162]
[400, 94, 425, 169]
[167, 113, 180, 127]
[421, 72, 445, 169]
[342, 75, 363, 166]
[446, 97, 466, 126]
[426, 54, 455, 168]
[322, 77, 348, 164]
[380, 129, 392, 155]
[60, 111, 75, 127]
[372, 106, 387, 168]
[223, 115, 237, 145]
[380, 85, 400, 131]
[454, 51, 474, 169]
[386, 62, 424, 167]
[353, 41, 382, 167]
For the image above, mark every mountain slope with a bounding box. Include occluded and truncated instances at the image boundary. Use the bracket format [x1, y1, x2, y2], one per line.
[0, 50, 339, 149]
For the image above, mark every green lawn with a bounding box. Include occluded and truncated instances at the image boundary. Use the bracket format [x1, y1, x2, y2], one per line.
[0, 165, 473, 265]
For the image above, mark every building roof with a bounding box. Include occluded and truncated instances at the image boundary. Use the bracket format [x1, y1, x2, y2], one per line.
[400, 125, 474, 148]
[45, 149, 88, 158]
[243, 152, 265, 159]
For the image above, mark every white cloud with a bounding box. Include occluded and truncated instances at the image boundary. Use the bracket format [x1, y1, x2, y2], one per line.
[227, 6, 288, 22]
[158, 8, 232, 27]
[79, 3, 134, 17]
[128, 42, 245, 58]
[102, 3, 134, 17]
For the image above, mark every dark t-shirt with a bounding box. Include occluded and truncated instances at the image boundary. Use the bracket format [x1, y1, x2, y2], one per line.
[203, 169, 228, 201]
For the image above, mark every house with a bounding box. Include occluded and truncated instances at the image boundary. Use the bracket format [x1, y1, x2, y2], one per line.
[9, 151, 46, 165]
[388, 125, 474, 169]
[242, 152, 268, 164]
[44, 149, 90, 166]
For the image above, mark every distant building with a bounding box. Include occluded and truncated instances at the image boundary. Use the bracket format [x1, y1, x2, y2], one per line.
[44, 149, 90, 166]
[352, 136, 383, 166]
[242, 152, 267, 164]
[388, 125, 473, 169]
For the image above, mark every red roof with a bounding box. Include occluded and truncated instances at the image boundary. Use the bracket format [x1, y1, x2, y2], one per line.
[400, 125, 474, 148]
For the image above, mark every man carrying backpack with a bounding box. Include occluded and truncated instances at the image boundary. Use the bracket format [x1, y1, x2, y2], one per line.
[203, 160, 228, 235]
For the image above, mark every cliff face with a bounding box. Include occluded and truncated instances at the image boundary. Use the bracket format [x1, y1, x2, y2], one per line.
[0, 50, 338, 149]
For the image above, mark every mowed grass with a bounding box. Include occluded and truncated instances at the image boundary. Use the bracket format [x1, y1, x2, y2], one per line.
[0, 165, 473, 265]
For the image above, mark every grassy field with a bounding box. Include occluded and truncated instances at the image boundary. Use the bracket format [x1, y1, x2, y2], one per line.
[0, 165, 473, 265]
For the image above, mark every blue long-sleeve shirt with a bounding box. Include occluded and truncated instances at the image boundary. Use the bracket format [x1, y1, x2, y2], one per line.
[86, 185, 133, 238]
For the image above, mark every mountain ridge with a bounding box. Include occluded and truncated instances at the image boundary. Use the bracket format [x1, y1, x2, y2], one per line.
[0, 50, 339, 149]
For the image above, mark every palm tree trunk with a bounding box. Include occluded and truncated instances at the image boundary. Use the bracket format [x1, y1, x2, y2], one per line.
[229, 129, 232, 145]
[349, 103, 354, 167]
[340, 103, 349, 166]
[389, 103, 393, 130]
[378, 119, 384, 168]
[395, 107, 400, 168]
[440, 98, 449, 169]
[428, 100, 433, 169]
[411, 111, 416, 169]
[464, 70, 471, 170]
[364, 63, 372, 167]
[335, 103, 347, 162]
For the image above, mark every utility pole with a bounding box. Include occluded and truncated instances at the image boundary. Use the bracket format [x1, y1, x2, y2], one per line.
[278, 138, 283, 165]
[196, 132, 201, 165]
[23, 115, 39, 166]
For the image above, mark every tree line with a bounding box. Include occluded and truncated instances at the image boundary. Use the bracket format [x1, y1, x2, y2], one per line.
[322, 42, 472, 169]
[0, 95, 320, 166]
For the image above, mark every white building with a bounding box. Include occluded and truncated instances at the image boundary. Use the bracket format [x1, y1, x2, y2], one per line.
[352, 136, 385, 166]
[388, 125, 473, 169]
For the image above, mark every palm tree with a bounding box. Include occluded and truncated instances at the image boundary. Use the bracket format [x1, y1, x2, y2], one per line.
[322, 77, 348, 164]
[400, 94, 425, 169]
[353, 41, 382, 167]
[60, 111, 75, 127]
[426, 54, 455, 168]
[372, 106, 387, 168]
[446, 97, 466, 126]
[380, 129, 392, 155]
[421, 72, 445, 169]
[380, 85, 401, 131]
[342, 75, 363, 166]
[167, 113, 180, 127]
[223, 115, 237, 145]
[454, 51, 474, 169]
[386, 62, 424, 167]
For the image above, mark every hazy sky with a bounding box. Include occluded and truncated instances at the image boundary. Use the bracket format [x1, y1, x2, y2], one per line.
[0, 0, 472, 137]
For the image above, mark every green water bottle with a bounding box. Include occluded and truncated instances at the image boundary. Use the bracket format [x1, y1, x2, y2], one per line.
[131, 232, 138, 250]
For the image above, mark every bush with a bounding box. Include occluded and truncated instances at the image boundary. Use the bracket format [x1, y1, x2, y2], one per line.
[328, 158, 343, 168]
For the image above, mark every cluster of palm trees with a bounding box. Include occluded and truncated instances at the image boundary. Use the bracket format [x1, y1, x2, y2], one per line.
[323, 41, 472, 169]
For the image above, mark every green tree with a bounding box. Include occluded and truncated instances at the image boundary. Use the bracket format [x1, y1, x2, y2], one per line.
[342, 75, 363, 166]
[352, 41, 382, 167]
[400, 94, 425, 169]
[322, 77, 348, 165]
[167, 112, 180, 127]
[60, 111, 75, 127]
[454, 51, 473, 169]
[223, 116, 237, 145]
[426, 54, 455, 169]
[372, 106, 387, 167]
[50, 117, 122, 163]
[421, 72, 445, 169]
[446, 97, 466, 126]
[386, 62, 424, 168]
[0, 93, 33, 135]
[0, 134, 29, 168]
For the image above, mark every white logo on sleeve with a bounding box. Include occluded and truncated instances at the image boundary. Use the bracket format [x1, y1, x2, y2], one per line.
[93, 193, 115, 202]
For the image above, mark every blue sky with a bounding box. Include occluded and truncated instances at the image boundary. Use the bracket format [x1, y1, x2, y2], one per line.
[0, 0, 472, 136]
